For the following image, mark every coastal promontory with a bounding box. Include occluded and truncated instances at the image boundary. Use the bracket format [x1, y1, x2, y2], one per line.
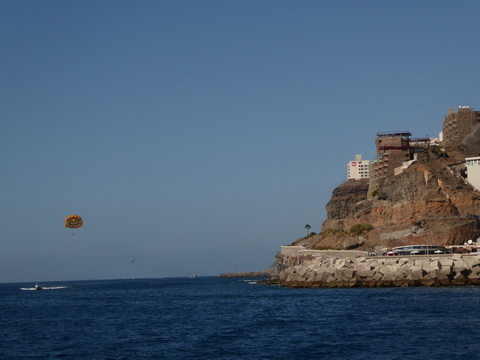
[266, 106, 480, 288]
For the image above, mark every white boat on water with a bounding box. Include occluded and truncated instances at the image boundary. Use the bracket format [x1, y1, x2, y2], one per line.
[34, 283, 43, 290]
[190, 274, 198, 278]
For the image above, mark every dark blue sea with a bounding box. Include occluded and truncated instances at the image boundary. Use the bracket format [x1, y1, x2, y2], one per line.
[1, 277, 479, 359]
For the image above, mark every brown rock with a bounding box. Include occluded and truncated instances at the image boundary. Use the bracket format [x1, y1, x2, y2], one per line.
[303, 147, 480, 252]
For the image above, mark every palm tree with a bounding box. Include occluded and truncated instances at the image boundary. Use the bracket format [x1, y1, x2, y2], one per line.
[305, 224, 311, 237]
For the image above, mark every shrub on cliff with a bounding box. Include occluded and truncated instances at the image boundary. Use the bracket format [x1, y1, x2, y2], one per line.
[349, 224, 373, 235]
[321, 228, 345, 237]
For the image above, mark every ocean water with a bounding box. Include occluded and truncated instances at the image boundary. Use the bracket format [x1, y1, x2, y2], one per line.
[1, 277, 479, 360]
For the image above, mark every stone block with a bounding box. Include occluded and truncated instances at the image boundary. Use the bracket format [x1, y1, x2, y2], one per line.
[411, 269, 423, 280]
[422, 270, 434, 280]
[439, 265, 452, 276]
[286, 273, 304, 282]
[334, 269, 344, 280]
[471, 266, 480, 276]
[297, 267, 307, 278]
[439, 258, 454, 267]
[382, 271, 395, 282]
[306, 272, 317, 282]
[392, 279, 408, 287]
[454, 262, 470, 276]
[325, 275, 337, 287]
[372, 272, 383, 281]
[321, 271, 331, 282]
[395, 267, 409, 280]
[347, 278, 359, 287]
[468, 278, 480, 286]
[420, 278, 436, 287]
[357, 268, 375, 279]
[386, 265, 397, 274]
[363, 279, 377, 287]
[436, 277, 451, 286]
[466, 269, 480, 283]
[433, 269, 448, 281]
[414, 259, 427, 267]
[402, 271, 413, 282]
[377, 280, 392, 287]
[310, 272, 323, 282]
[463, 257, 477, 269]
[343, 269, 355, 279]
[452, 272, 467, 285]
[471, 261, 480, 269]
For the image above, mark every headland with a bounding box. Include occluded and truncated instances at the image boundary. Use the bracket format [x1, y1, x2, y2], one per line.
[258, 105, 480, 288]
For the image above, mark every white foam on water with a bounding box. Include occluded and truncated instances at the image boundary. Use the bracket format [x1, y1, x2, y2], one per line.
[240, 280, 258, 285]
[20, 286, 68, 291]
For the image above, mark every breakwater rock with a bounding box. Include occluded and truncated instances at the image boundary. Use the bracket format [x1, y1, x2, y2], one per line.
[266, 253, 480, 288]
[218, 269, 275, 278]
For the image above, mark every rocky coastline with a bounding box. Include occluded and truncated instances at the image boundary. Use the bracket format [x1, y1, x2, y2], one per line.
[252, 107, 480, 289]
[218, 268, 275, 278]
[262, 252, 480, 288]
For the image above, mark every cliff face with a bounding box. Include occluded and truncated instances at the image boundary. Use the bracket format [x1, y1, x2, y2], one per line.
[302, 148, 480, 250]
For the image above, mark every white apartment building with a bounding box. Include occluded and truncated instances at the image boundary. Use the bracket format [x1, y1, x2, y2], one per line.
[466, 156, 480, 191]
[347, 154, 370, 180]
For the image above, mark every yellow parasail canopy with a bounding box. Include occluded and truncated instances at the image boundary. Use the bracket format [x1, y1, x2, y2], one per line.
[64, 214, 83, 229]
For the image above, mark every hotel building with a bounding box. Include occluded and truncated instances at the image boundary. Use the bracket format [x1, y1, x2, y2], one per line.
[347, 154, 370, 180]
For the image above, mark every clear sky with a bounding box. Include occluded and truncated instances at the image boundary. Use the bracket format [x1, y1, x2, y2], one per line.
[2, 1, 480, 282]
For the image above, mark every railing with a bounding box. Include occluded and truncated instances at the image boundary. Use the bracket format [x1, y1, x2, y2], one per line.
[376, 131, 412, 138]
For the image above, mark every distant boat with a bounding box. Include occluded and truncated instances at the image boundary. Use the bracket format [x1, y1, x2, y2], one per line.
[190, 274, 198, 278]
[34, 283, 43, 290]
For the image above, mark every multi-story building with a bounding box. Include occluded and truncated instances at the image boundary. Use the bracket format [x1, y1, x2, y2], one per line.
[442, 106, 480, 150]
[347, 154, 370, 180]
[368, 129, 437, 194]
[369, 131, 413, 184]
[466, 156, 480, 191]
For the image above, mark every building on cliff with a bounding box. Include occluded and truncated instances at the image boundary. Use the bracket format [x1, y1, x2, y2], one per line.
[441, 106, 480, 151]
[466, 156, 480, 191]
[369, 131, 432, 192]
[369, 131, 414, 191]
[347, 154, 370, 180]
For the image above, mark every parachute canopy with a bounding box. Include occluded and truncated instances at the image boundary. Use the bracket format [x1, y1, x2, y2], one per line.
[64, 214, 83, 229]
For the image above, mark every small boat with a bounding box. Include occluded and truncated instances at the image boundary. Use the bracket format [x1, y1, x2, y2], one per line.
[190, 274, 198, 279]
[34, 283, 43, 290]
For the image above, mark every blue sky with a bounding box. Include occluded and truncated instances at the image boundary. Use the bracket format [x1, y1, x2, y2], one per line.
[1, 1, 480, 282]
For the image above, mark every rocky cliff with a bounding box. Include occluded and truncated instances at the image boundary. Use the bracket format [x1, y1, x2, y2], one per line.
[294, 147, 480, 251]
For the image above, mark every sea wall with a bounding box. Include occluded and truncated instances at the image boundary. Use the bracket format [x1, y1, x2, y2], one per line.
[270, 253, 480, 288]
